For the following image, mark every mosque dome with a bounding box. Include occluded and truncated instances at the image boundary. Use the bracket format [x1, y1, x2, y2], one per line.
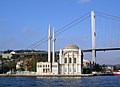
[64, 43, 79, 50]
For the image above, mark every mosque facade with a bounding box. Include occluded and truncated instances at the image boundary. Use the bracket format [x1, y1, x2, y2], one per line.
[59, 43, 83, 74]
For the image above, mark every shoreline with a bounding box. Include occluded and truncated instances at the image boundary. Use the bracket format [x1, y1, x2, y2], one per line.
[0, 73, 113, 77]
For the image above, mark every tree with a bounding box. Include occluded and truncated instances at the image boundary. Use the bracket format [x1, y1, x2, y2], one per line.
[30, 57, 38, 72]
[92, 63, 102, 72]
[7, 61, 17, 73]
[23, 59, 32, 71]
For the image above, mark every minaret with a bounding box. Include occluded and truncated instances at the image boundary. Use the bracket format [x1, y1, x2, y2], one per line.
[59, 49, 62, 64]
[52, 28, 55, 62]
[91, 11, 96, 63]
[48, 25, 51, 62]
[79, 49, 83, 74]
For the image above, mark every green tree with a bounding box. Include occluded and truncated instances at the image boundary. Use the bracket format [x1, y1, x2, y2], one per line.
[7, 61, 17, 73]
[30, 57, 37, 72]
[92, 63, 102, 72]
[23, 59, 32, 71]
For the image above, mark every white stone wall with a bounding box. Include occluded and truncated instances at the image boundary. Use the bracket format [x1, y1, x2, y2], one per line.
[59, 49, 83, 75]
[37, 62, 51, 74]
[52, 62, 59, 74]
[37, 62, 59, 75]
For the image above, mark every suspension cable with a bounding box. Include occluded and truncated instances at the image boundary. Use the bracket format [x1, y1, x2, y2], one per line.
[27, 12, 90, 49]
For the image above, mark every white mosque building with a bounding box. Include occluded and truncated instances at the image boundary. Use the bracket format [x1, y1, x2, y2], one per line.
[36, 25, 86, 75]
[59, 43, 83, 74]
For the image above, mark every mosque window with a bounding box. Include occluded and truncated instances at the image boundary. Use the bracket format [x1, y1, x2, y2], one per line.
[73, 58, 76, 63]
[43, 65, 45, 67]
[64, 58, 67, 63]
[74, 68, 76, 72]
[43, 69, 45, 73]
[69, 58, 72, 63]
[38, 65, 42, 67]
[64, 68, 67, 72]
[69, 68, 71, 72]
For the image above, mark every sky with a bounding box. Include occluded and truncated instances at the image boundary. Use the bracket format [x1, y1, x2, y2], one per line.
[0, 0, 120, 64]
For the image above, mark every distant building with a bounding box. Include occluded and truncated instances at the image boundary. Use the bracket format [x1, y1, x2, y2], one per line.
[14, 51, 50, 61]
[102, 65, 114, 71]
[2, 53, 13, 59]
[16, 60, 24, 70]
[2, 51, 16, 59]
[16, 61, 21, 70]
[83, 59, 91, 68]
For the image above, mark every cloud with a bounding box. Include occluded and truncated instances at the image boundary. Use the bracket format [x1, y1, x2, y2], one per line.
[77, 0, 91, 4]
[22, 27, 36, 36]
[0, 18, 8, 23]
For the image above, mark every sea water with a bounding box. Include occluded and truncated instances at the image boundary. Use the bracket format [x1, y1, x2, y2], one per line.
[0, 76, 119, 87]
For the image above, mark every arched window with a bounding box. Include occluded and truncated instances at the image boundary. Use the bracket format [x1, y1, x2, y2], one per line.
[69, 58, 72, 63]
[43, 69, 45, 73]
[73, 58, 76, 63]
[64, 58, 67, 63]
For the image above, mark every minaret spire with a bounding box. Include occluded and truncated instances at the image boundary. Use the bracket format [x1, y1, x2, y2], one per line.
[48, 24, 51, 62]
[52, 27, 55, 62]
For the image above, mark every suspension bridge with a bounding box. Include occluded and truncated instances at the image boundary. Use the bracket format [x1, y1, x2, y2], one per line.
[26, 11, 120, 64]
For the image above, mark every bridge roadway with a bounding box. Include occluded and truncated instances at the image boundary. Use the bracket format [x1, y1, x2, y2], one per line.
[82, 47, 120, 52]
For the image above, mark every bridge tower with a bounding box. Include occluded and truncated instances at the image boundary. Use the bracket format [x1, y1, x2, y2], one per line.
[91, 11, 96, 64]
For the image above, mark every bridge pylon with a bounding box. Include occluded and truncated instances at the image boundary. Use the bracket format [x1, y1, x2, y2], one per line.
[91, 11, 96, 64]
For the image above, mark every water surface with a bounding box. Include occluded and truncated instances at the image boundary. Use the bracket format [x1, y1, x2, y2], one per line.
[0, 76, 119, 87]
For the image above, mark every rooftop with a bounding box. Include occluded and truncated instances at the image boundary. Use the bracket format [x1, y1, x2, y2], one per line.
[64, 43, 79, 50]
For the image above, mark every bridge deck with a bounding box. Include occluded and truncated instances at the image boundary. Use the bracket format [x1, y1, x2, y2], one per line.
[83, 48, 120, 52]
